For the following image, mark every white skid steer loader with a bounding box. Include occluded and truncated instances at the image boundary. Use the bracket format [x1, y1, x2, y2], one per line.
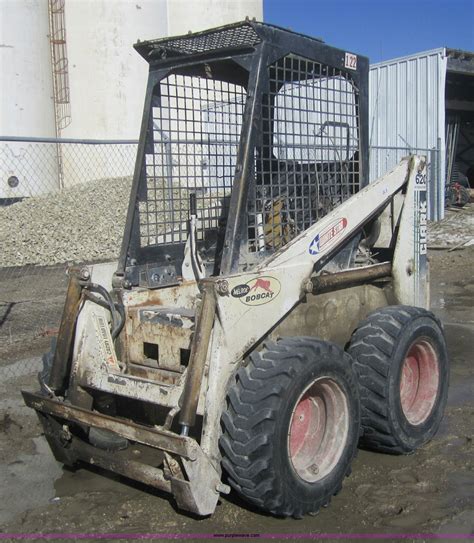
[23, 21, 448, 518]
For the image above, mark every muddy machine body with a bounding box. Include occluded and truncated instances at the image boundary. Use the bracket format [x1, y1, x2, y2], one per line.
[24, 22, 448, 517]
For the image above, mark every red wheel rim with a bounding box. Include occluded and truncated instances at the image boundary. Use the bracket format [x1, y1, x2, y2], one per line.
[288, 377, 349, 483]
[400, 338, 440, 425]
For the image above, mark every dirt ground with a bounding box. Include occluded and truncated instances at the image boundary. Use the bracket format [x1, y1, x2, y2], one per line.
[0, 240, 473, 541]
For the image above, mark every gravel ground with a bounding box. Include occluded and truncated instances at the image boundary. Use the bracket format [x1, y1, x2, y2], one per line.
[0, 177, 132, 267]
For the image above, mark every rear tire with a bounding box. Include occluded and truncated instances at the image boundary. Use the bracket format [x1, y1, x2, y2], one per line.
[348, 305, 449, 454]
[220, 337, 360, 518]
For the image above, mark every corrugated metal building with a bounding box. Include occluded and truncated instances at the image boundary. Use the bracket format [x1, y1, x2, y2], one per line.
[369, 48, 474, 220]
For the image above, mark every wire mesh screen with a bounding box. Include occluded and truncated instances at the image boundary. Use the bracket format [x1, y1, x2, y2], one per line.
[140, 74, 247, 247]
[1, 140, 136, 198]
[0, 138, 136, 373]
[145, 23, 261, 57]
[248, 55, 360, 255]
[0, 140, 136, 268]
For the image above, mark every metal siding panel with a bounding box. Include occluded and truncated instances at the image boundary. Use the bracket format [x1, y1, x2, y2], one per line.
[427, 55, 437, 146]
[438, 52, 447, 219]
[397, 61, 406, 148]
[369, 49, 446, 220]
[389, 64, 397, 147]
[420, 56, 427, 148]
[369, 49, 443, 152]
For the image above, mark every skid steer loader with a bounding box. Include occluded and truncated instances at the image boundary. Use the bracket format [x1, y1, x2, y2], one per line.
[23, 21, 449, 518]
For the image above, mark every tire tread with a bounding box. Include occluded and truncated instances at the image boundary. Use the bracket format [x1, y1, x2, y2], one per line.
[348, 305, 445, 454]
[220, 337, 359, 517]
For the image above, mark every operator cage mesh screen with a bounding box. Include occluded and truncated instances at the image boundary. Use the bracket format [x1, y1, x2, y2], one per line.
[140, 73, 246, 248]
[138, 53, 360, 261]
[248, 54, 360, 255]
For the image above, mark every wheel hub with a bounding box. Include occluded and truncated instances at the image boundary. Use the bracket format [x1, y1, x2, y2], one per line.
[288, 377, 349, 483]
[400, 338, 440, 425]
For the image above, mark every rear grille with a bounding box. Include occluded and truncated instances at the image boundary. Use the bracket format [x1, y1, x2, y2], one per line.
[147, 24, 261, 56]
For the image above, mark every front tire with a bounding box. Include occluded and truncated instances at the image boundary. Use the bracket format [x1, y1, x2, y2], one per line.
[348, 305, 449, 454]
[220, 337, 360, 518]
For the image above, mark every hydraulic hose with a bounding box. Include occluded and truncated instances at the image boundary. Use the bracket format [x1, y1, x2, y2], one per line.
[82, 283, 125, 340]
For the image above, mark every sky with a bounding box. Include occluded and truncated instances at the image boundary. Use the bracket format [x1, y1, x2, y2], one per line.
[264, 0, 474, 63]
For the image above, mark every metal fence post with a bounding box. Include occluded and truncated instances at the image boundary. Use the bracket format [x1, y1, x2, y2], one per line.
[429, 147, 437, 221]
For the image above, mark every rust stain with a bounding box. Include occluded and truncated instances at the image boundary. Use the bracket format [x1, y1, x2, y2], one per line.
[127, 363, 182, 385]
[22, 390, 196, 460]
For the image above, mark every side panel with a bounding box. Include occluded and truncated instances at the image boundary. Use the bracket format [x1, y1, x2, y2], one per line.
[392, 159, 429, 308]
[200, 156, 420, 459]
[271, 284, 389, 346]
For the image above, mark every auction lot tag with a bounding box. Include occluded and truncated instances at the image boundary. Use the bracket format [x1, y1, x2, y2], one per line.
[344, 52, 357, 70]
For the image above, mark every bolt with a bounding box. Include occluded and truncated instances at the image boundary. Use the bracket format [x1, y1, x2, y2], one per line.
[216, 280, 229, 296]
[216, 482, 231, 494]
[80, 267, 90, 280]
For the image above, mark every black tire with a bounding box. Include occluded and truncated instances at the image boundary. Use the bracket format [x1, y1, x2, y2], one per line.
[220, 337, 360, 518]
[446, 183, 470, 207]
[458, 185, 470, 207]
[348, 305, 449, 454]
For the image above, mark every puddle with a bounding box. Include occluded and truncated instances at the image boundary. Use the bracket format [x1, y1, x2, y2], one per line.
[0, 436, 62, 526]
[54, 462, 143, 500]
[0, 357, 40, 380]
[442, 472, 474, 520]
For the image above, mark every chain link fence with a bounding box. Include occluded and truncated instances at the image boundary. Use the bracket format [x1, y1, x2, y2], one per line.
[0, 137, 137, 377]
[0, 137, 441, 379]
[369, 144, 442, 221]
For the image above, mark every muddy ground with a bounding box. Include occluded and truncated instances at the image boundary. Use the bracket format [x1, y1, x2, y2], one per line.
[0, 244, 473, 542]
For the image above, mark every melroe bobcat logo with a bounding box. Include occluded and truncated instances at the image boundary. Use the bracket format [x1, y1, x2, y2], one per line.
[231, 276, 281, 306]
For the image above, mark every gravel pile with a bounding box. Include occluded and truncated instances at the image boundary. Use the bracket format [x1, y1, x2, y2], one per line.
[0, 176, 230, 268]
[0, 177, 133, 268]
[6, 176, 469, 268]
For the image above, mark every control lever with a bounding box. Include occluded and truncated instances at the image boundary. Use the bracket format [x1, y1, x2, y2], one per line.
[183, 192, 204, 281]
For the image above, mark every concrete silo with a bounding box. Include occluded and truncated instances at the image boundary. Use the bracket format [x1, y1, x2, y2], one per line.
[0, 0, 58, 198]
[59, 0, 263, 186]
[1, 0, 264, 192]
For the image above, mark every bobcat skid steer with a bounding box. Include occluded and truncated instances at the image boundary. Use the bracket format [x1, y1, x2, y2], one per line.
[23, 21, 449, 518]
